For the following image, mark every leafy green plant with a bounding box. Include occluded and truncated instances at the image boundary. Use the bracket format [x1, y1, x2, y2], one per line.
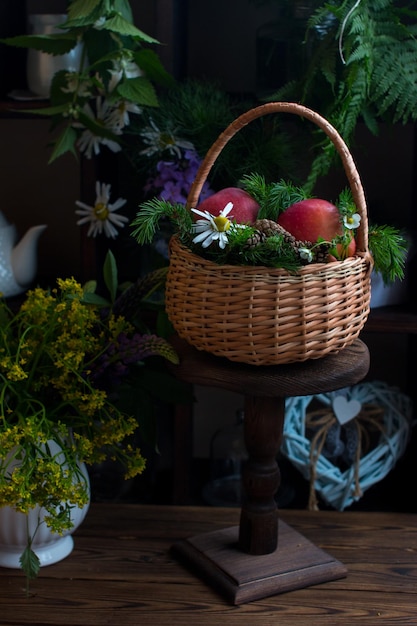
[270, 0, 417, 190]
[0, 250, 181, 587]
[1, 0, 173, 162]
[125, 78, 302, 196]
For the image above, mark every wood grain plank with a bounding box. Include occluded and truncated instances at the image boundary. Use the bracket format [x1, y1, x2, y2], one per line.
[0, 505, 416, 625]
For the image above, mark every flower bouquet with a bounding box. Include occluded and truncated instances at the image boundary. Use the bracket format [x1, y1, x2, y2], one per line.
[131, 102, 406, 366]
[0, 252, 178, 584]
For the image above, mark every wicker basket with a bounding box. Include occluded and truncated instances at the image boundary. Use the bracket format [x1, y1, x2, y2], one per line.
[165, 102, 373, 366]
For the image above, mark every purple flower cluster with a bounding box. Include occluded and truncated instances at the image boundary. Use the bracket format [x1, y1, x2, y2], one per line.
[91, 332, 163, 388]
[144, 149, 214, 205]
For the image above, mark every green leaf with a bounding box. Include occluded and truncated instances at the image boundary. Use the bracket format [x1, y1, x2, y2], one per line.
[19, 547, 40, 580]
[15, 103, 72, 117]
[134, 49, 175, 87]
[117, 76, 159, 107]
[103, 250, 118, 303]
[81, 292, 111, 306]
[83, 279, 98, 294]
[67, 0, 103, 22]
[1, 34, 78, 55]
[48, 126, 78, 164]
[101, 14, 159, 44]
[114, 0, 134, 22]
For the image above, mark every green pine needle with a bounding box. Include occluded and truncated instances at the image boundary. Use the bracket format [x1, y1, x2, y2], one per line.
[368, 224, 408, 284]
[194, 225, 302, 271]
[240, 173, 270, 206]
[241, 173, 308, 219]
[237, 236, 301, 271]
[131, 199, 192, 245]
[336, 188, 357, 216]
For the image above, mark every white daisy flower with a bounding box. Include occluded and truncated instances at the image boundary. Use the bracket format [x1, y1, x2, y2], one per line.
[107, 58, 143, 92]
[117, 58, 143, 79]
[107, 69, 123, 92]
[299, 247, 313, 262]
[344, 213, 361, 230]
[106, 100, 142, 129]
[75, 181, 129, 238]
[75, 98, 122, 158]
[77, 127, 122, 159]
[123, 60, 142, 79]
[139, 119, 194, 158]
[191, 202, 234, 249]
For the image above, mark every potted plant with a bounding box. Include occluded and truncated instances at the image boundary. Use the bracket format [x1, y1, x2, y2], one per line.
[0, 252, 179, 591]
[1, 0, 173, 163]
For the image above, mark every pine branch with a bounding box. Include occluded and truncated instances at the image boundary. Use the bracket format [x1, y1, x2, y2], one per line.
[241, 174, 308, 219]
[130, 199, 192, 245]
[368, 224, 408, 284]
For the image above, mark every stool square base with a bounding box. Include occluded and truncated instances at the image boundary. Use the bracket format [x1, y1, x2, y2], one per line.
[172, 519, 347, 605]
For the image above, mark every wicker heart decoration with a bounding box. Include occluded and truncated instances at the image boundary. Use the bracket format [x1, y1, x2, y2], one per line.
[332, 396, 362, 425]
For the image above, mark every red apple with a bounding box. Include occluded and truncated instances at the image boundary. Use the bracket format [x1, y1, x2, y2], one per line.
[277, 198, 342, 243]
[330, 236, 357, 261]
[195, 187, 260, 224]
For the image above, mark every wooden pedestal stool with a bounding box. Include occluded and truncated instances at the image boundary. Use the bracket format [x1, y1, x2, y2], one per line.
[170, 337, 370, 604]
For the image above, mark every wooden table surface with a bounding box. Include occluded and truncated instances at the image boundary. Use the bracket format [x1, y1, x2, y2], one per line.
[1, 504, 416, 625]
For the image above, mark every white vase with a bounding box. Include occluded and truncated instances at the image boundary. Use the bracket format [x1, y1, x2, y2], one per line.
[26, 14, 84, 98]
[0, 441, 90, 569]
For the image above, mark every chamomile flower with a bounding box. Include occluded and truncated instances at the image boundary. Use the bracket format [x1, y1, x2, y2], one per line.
[75, 181, 129, 238]
[75, 98, 123, 158]
[344, 213, 361, 230]
[191, 202, 234, 249]
[106, 100, 142, 129]
[139, 119, 194, 158]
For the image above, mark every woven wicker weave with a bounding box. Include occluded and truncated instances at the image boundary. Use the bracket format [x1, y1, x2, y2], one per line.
[165, 102, 373, 366]
[281, 382, 412, 510]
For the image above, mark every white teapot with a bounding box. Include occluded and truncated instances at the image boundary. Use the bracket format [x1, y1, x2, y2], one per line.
[0, 212, 47, 298]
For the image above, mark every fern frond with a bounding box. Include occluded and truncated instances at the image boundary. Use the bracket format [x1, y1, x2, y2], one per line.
[372, 41, 417, 122]
[276, 0, 417, 188]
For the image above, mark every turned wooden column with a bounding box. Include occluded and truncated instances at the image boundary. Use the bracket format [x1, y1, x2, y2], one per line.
[239, 395, 284, 554]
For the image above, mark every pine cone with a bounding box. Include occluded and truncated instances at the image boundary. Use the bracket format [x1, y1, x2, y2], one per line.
[254, 219, 312, 253]
[312, 243, 331, 263]
[243, 230, 267, 249]
[254, 219, 296, 244]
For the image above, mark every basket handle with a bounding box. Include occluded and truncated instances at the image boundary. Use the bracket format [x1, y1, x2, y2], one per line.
[186, 102, 369, 253]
